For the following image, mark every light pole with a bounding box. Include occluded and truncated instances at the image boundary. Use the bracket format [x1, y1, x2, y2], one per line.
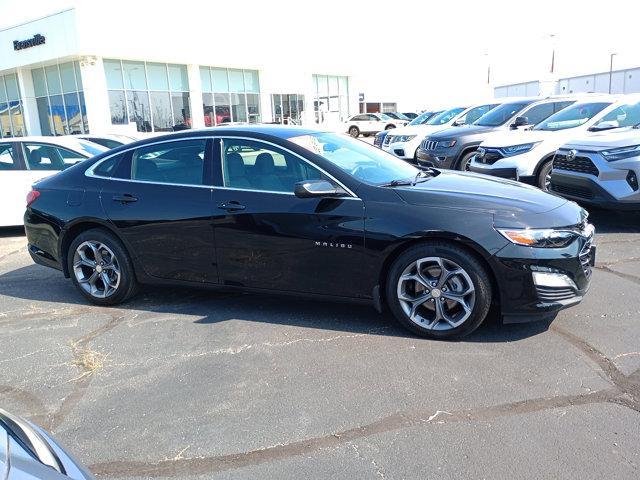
[608, 53, 617, 94]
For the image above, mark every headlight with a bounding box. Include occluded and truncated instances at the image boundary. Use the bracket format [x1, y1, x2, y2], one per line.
[394, 135, 416, 143]
[601, 144, 640, 161]
[496, 228, 578, 248]
[438, 140, 456, 148]
[501, 142, 540, 156]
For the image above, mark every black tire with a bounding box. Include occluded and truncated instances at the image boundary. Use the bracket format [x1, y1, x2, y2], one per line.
[538, 160, 553, 191]
[362, 133, 371, 137]
[67, 228, 138, 306]
[385, 241, 493, 340]
[349, 126, 360, 138]
[385, 124, 395, 130]
[457, 150, 476, 171]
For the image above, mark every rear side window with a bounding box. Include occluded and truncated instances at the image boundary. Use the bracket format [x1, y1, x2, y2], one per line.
[522, 103, 555, 125]
[0, 144, 17, 170]
[23, 143, 86, 171]
[131, 139, 207, 186]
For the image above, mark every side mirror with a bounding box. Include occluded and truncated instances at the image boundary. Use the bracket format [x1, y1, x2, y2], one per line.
[588, 120, 619, 132]
[294, 179, 347, 198]
[510, 116, 529, 129]
[453, 118, 466, 126]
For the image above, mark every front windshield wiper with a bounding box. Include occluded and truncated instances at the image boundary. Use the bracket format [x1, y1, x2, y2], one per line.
[379, 170, 435, 188]
[634, 121, 640, 129]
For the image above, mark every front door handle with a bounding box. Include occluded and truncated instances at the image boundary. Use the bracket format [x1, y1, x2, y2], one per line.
[217, 201, 246, 212]
[112, 194, 138, 204]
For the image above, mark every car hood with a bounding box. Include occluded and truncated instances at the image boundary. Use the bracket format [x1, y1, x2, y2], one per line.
[389, 124, 452, 137]
[562, 126, 640, 151]
[427, 124, 494, 140]
[392, 170, 584, 228]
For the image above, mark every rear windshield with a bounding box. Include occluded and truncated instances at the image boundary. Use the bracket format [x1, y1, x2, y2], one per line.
[474, 102, 531, 127]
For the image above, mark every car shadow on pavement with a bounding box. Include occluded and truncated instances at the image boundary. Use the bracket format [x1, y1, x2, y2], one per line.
[586, 207, 640, 233]
[1, 264, 552, 343]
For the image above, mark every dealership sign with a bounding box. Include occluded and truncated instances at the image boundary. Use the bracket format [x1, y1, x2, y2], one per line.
[13, 34, 46, 51]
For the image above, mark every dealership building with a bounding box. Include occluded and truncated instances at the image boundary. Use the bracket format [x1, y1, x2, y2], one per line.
[0, 8, 357, 139]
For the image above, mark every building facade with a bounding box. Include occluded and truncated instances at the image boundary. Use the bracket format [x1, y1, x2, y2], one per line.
[0, 8, 356, 138]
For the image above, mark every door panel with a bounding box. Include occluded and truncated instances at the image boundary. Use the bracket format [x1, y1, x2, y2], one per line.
[213, 190, 367, 297]
[100, 139, 217, 284]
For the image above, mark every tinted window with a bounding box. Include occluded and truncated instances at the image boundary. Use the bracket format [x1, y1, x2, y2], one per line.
[0, 144, 17, 170]
[23, 143, 85, 171]
[461, 104, 499, 124]
[534, 102, 611, 131]
[131, 139, 206, 185]
[352, 115, 368, 122]
[221, 138, 327, 193]
[85, 137, 124, 149]
[93, 153, 124, 177]
[596, 101, 640, 128]
[474, 102, 531, 126]
[521, 102, 555, 125]
[426, 108, 466, 125]
[408, 111, 441, 126]
[554, 101, 575, 113]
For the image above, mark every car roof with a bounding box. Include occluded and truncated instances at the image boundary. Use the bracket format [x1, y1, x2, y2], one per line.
[134, 125, 333, 143]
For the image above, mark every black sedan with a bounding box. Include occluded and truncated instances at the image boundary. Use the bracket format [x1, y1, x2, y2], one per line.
[24, 126, 594, 339]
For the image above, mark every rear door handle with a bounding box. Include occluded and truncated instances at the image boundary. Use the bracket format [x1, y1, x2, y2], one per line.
[217, 201, 246, 211]
[112, 194, 138, 204]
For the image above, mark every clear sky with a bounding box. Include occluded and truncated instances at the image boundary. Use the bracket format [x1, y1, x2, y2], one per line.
[1, 0, 638, 109]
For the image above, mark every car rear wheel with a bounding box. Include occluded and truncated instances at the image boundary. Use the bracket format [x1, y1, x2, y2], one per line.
[457, 151, 476, 171]
[385, 242, 492, 339]
[68, 228, 138, 306]
[349, 126, 360, 138]
[538, 160, 553, 191]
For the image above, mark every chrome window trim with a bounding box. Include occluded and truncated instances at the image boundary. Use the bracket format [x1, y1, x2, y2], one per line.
[218, 135, 360, 198]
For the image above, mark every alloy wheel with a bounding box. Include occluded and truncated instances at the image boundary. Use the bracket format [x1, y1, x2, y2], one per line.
[73, 241, 121, 298]
[396, 256, 475, 331]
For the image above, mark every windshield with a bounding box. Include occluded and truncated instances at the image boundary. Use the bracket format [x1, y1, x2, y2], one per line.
[378, 113, 392, 121]
[534, 102, 611, 131]
[289, 132, 419, 186]
[592, 100, 640, 129]
[385, 112, 400, 119]
[394, 112, 410, 120]
[408, 111, 441, 126]
[461, 103, 500, 124]
[474, 102, 530, 126]
[426, 108, 466, 125]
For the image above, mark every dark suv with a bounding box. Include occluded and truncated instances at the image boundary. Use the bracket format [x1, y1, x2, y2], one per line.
[416, 97, 576, 170]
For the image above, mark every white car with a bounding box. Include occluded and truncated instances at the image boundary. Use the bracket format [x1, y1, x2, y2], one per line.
[0, 136, 107, 227]
[382, 103, 500, 162]
[344, 113, 407, 138]
[469, 95, 640, 190]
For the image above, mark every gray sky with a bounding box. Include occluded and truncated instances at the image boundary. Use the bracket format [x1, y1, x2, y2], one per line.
[1, 0, 637, 108]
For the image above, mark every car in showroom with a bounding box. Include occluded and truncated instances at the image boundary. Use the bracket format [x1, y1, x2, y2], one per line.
[344, 113, 407, 138]
[550, 126, 640, 209]
[468, 95, 633, 189]
[373, 110, 442, 148]
[416, 97, 577, 170]
[24, 125, 594, 340]
[0, 408, 94, 479]
[0, 136, 107, 227]
[382, 103, 500, 163]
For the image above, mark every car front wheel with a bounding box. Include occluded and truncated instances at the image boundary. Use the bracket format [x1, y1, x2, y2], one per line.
[538, 160, 553, 191]
[68, 228, 138, 306]
[385, 242, 492, 339]
[349, 126, 360, 138]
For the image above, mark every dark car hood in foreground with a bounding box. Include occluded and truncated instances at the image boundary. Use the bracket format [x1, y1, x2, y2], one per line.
[392, 171, 585, 228]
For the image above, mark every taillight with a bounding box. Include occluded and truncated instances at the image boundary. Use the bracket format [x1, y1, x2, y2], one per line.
[26, 189, 40, 207]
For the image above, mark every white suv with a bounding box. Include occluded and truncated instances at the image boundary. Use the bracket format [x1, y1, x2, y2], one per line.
[469, 95, 640, 190]
[344, 113, 407, 138]
[382, 103, 500, 162]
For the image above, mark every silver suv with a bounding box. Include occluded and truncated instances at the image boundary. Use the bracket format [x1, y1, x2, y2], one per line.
[551, 126, 640, 209]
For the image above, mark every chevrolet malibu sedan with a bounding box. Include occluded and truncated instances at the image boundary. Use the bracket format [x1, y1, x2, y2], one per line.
[24, 126, 594, 339]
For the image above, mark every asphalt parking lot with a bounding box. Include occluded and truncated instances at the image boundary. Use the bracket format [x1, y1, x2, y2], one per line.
[1, 208, 639, 479]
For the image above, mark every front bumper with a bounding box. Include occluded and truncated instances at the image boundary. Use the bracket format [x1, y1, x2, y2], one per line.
[382, 138, 422, 161]
[416, 148, 458, 169]
[468, 163, 536, 185]
[489, 228, 595, 323]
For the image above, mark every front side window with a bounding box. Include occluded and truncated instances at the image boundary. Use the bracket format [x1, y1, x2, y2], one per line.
[534, 102, 611, 131]
[461, 104, 499, 124]
[131, 140, 206, 186]
[426, 108, 466, 125]
[520, 102, 556, 125]
[0, 144, 17, 170]
[290, 132, 419, 186]
[474, 102, 531, 127]
[221, 139, 327, 193]
[23, 143, 86, 171]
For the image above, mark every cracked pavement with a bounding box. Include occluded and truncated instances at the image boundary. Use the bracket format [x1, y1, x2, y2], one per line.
[1, 208, 639, 479]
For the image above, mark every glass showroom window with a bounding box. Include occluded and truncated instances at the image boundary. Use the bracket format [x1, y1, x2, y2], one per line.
[312, 74, 349, 124]
[104, 59, 191, 133]
[0, 73, 26, 138]
[200, 66, 260, 126]
[271, 94, 305, 124]
[31, 62, 87, 136]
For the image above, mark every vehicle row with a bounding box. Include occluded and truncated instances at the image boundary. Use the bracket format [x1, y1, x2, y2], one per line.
[373, 94, 640, 209]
